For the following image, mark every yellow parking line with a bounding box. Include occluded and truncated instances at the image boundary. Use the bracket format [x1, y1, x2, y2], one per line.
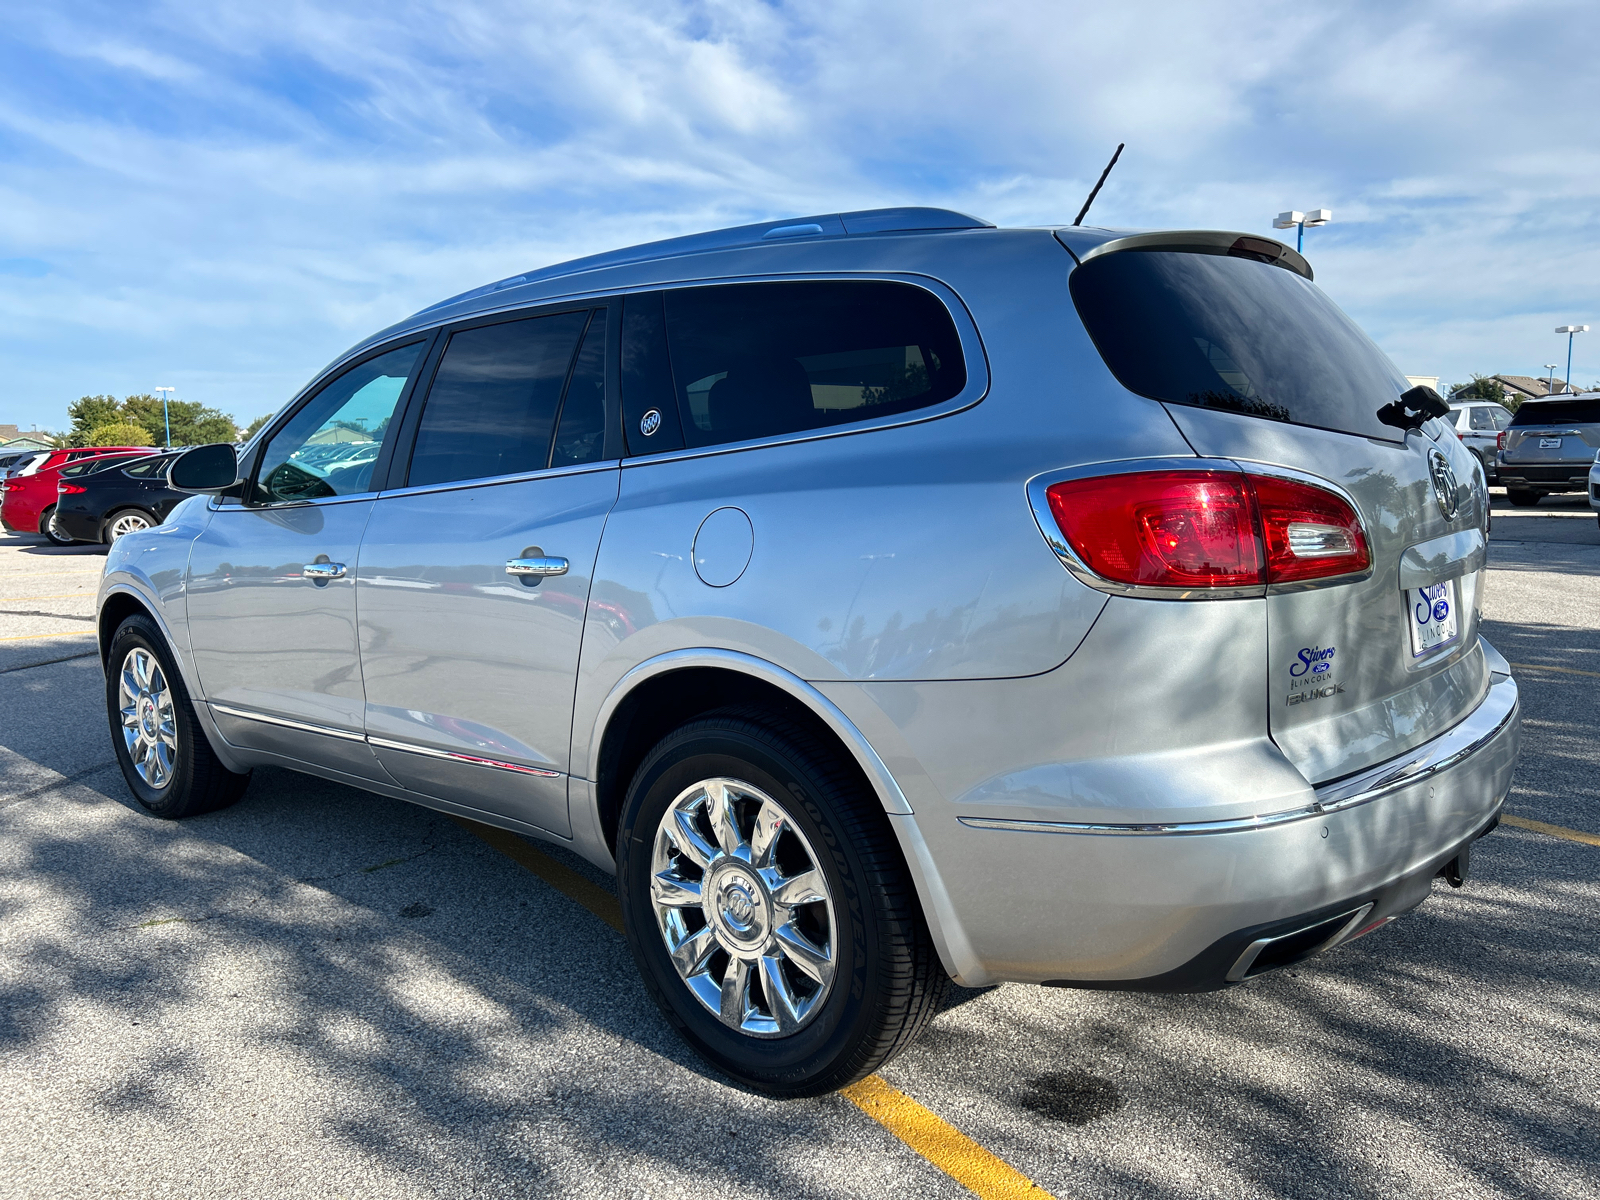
[1501, 814, 1600, 847]
[842, 1075, 1049, 1198]
[450, 815, 1049, 1199]
[0, 629, 95, 643]
[0, 592, 96, 602]
[1509, 661, 1600, 680]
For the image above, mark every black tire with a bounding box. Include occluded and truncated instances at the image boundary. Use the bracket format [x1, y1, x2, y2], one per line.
[1506, 489, 1540, 508]
[39, 505, 75, 546]
[617, 708, 949, 1098]
[106, 613, 251, 818]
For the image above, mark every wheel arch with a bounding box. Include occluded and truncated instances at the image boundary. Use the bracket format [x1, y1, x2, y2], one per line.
[587, 651, 913, 862]
[582, 648, 980, 983]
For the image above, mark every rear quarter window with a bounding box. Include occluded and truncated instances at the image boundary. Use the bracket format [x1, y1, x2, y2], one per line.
[1069, 249, 1411, 443]
[623, 279, 967, 453]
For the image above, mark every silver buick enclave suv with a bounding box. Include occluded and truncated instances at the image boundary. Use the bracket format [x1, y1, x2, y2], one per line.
[98, 208, 1521, 1096]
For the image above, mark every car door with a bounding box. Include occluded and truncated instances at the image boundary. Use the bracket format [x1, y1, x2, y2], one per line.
[187, 339, 430, 782]
[357, 305, 618, 837]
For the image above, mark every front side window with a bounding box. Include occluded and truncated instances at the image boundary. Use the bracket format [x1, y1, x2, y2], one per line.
[1070, 250, 1413, 442]
[1468, 406, 1501, 431]
[252, 342, 423, 504]
[659, 280, 966, 451]
[406, 309, 597, 488]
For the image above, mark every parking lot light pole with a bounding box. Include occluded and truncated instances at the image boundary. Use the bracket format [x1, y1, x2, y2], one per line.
[1543, 365, 1560, 396]
[154, 387, 175, 448]
[1556, 326, 1588, 395]
[1274, 208, 1331, 253]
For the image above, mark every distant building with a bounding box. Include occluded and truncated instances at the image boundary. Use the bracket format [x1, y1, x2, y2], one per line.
[0, 424, 52, 451]
[1405, 375, 1440, 392]
[1493, 375, 1567, 400]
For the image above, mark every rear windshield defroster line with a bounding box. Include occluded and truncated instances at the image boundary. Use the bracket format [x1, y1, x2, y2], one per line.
[1069, 249, 1413, 443]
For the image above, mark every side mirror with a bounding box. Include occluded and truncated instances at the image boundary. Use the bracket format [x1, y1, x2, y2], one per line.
[168, 443, 240, 493]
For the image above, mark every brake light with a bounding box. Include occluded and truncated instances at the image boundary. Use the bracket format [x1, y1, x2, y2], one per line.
[1497, 431, 1507, 451]
[58, 484, 87, 494]
[1045, 471, 1263, 588]
[1043, 470, 1369, 591]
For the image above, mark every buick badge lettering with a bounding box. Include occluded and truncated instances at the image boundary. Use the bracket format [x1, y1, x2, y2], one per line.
[640, 408, 662, 437]
[1427, 448, 1459, 519]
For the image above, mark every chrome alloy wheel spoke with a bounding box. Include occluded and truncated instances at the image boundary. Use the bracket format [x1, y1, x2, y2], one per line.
[650, 775, 838, 1039]
[118, 647, 178, 791]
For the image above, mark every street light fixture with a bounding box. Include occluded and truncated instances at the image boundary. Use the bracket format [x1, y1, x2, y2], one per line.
[1543, 365, 1560, 396]
[1273, 208, 1331, 254]
[154, 387, 175, 448]
[1555, 325, 1588, 395]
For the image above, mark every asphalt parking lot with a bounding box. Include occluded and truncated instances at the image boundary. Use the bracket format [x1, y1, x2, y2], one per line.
[2, 493, 1597, 1200]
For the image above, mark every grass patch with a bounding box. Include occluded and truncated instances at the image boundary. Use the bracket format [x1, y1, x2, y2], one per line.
[137, 917, 187, 929]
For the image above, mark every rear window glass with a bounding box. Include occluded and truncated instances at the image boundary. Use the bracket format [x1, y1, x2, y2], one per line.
[123, 457, 174, 478]
[1070, 250, 1412, 442]
[60, 454, 143, 477]
[1509, 399, 1600, 426]
[624, 280, 965, 453]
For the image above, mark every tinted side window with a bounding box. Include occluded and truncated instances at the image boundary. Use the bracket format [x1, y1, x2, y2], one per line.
[662, 280, 967, 450]
[1070, 251, 1412, 443]
[552, 311, 608, 468]
[123, 458, 171, 479]
[1468, 407, 1498, 431]
[60, 455, 141, 477]
[254, 342, 423, 504]
[407, 311, 590, 487]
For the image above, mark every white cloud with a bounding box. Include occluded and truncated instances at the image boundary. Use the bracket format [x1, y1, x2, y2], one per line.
[0, 0, 1596, 427]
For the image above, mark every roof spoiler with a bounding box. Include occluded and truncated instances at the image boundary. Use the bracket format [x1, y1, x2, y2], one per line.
[1060, 229, 1313, 281]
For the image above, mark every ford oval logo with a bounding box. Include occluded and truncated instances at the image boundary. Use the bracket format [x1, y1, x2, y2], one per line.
[639, 408, 662, 437]
[1427, 448, 1459, 519]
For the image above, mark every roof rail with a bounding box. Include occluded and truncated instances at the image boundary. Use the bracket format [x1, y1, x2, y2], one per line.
[416, 207, 993, 316]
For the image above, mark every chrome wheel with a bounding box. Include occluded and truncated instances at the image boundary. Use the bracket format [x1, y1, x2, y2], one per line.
[650, 777, 837, 1038]
[108, 511, 152, 540]
[118, 647, 178, 790]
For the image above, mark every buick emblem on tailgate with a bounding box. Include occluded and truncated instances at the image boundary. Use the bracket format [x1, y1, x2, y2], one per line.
[1427, 448, 1459, 519]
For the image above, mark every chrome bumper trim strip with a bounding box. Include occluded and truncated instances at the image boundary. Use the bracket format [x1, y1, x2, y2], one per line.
[957, 671, 1519, 838]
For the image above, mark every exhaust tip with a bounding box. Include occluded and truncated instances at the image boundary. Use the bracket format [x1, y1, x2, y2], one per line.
[1226, 903, 1375, 982]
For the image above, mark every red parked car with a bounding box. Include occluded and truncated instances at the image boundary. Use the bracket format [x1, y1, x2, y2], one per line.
[1, 447, 156, 544]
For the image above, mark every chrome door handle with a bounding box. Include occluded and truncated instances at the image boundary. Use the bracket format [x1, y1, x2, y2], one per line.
[506, 556, 569, 578]
[302, 562, 347, 580]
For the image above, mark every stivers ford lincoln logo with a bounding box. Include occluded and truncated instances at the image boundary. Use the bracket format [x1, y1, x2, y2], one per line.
[1427, 448, 1459, 519]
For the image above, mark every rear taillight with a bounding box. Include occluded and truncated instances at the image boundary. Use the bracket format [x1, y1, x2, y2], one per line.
[1496, 431, 1507, 451]
[1250, 474, 1369, 584]
[58, 484, 87, 494]
[1043, 469, 1369, 592]
[1045, 471, 1262, 588]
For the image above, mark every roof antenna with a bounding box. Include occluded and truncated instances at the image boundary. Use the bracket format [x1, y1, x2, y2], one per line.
[1073, 143, 1125, 227]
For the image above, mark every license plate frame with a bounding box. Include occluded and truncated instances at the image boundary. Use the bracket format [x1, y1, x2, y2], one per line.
[1539, 437, 1563, 448]
[1407, 579, 1460, 657]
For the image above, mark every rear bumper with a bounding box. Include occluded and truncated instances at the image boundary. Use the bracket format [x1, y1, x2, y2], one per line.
[903, 648, 1520, 988]
[52, 507, 102, 542]
[1497, 463, 1590, 490]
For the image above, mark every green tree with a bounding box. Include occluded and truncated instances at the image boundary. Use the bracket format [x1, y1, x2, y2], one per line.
[1450, 374, 1509, 405]
[120, 394, 240, 446]
[66, 395, 122, 446]
[243, 413, 275, 440]
[87, 422, 154, 447]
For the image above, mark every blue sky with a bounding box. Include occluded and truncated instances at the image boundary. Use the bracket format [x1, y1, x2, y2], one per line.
[1, 0, 1596, 433]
